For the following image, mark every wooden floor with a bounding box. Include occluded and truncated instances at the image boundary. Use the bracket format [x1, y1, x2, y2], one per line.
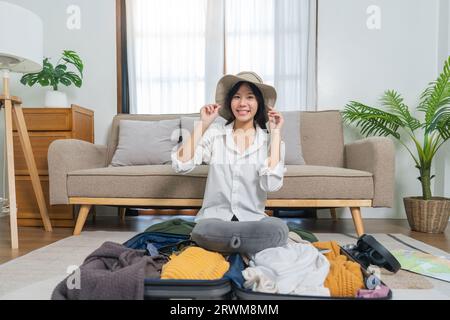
[1, 215, 449, 264]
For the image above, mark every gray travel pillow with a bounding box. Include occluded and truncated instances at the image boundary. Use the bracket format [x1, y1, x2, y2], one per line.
[191, 217, 289, 254]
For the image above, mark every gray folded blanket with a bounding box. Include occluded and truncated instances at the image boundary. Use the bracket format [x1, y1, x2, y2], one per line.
[52, 241, 168, 300]
[191, 217, 289, 254]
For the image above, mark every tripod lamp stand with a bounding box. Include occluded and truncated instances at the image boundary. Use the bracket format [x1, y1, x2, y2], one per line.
[0, 1, 52, 249]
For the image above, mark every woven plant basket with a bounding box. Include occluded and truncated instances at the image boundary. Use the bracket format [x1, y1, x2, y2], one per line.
[404, 197, 450, 233]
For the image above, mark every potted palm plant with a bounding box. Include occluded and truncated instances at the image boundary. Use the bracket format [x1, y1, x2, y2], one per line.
[20, 50, 83, 107]
[342, 56, 450, 233]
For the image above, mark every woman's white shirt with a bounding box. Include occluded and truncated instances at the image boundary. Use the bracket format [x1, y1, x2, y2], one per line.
[171, 121, 286, 222]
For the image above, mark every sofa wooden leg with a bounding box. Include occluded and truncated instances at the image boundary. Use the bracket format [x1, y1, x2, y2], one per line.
[73, 205, 92, 235]
[119, 207, 126, 221]
[91, 206, 96, 222]
[350, 207, 364, 236]
[330, 208, 338, 221]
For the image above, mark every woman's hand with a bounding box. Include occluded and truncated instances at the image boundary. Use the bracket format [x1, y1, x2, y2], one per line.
[268, 106, 284, 131]
[200, 104, 222, 127]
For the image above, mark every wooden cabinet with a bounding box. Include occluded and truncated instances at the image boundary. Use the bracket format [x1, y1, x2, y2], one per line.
[13, 105, 94, 227]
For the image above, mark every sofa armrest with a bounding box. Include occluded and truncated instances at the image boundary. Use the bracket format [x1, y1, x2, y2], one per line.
[48, 139, 107, 205]
[345, 137, 395, 207]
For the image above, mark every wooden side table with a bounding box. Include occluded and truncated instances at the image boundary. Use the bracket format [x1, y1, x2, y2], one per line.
[12, 105, 94, 227]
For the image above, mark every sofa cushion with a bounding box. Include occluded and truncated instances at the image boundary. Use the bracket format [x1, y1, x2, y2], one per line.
[67, 165, 373, 200]
[68, 165, 209, 199]
[110, 119, 181, 166]
[270, 165, 373, 199]
[300, 111, 344, 167]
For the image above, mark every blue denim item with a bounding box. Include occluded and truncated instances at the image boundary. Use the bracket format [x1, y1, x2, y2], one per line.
[123, 232, 189, 251]
[146, 243, 160, 256]
[223, 253, 245, 288]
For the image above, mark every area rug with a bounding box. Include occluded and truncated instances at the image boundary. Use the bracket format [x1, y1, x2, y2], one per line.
[0, 231, 449, 300]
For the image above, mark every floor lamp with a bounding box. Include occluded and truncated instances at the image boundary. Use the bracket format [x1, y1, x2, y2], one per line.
[0, 2, 52, 249]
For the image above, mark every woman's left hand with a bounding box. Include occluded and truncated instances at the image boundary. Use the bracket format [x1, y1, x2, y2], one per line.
[268, 106, 284, 131]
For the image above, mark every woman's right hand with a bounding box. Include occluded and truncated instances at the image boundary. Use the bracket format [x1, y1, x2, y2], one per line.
[200, 104, 222, 126]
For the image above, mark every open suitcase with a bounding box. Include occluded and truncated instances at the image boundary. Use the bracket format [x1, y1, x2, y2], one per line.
[123, 230, 393, 300]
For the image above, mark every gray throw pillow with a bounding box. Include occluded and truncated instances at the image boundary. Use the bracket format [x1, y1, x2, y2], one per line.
[280, 111, 305, 165]
[191, 217, 289, 254]
[110, 119, 180, 166]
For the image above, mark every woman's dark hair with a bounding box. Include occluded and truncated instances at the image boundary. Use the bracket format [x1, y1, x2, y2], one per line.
[224, 81, 267, 130]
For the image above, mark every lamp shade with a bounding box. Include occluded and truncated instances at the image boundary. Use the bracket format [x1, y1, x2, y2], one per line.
[0, 1, 43, 73]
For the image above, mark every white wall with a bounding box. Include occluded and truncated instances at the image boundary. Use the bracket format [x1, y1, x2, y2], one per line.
[0, 0, 117, 197]
[316, 0, 447, 219]
[435, 0, 450, 200]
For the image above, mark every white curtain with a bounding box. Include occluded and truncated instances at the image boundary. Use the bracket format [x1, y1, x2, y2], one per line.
[127, 0, 317, 114]
[126, 0, 208, 114]
[225, 0, 316, 111]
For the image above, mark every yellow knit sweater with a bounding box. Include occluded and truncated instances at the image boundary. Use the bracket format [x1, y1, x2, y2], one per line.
[313, 241, 365, 297]
[161, 247, 230, 280]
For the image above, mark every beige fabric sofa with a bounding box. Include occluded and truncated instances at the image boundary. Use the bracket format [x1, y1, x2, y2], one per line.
[48, 110, 395, 236]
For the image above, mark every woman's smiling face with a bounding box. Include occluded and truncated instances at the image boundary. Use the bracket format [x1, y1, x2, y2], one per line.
[230, 83, 259, 123]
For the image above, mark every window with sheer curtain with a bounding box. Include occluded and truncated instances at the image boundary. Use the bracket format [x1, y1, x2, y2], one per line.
[126, 0, 316, 114]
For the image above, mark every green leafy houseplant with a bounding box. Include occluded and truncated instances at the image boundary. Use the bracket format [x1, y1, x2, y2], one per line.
[342, 56, 450, 233]
[343, 56, 450, 200]
[20, 50, 83, 91]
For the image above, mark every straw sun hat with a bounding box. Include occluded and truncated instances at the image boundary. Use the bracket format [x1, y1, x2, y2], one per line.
[215, 71, 277, 120]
